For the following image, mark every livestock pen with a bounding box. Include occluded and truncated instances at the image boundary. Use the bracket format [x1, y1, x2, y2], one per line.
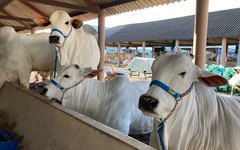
[0, 82, 154, 150]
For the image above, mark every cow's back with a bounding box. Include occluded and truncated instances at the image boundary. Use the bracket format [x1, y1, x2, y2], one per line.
[0, 30, 55, 71]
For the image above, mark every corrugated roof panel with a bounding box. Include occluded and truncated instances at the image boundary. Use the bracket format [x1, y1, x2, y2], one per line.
[106, 8, 240, 44]
[0, 0, 185, 30]
[4, 1, 41, 18]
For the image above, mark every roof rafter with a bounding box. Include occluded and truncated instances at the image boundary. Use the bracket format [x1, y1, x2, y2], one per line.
[0, 0, 14, 8]
[18, 0, 48, 18]
[0, 15, 33, 22]
[0, 24, 26, 30]
[83, 0, 97, 9]
[69, 11, 87, 17]
[26, 0, 98, 13]
[100, 0, 137, 9]
[0, 8, 28, 26]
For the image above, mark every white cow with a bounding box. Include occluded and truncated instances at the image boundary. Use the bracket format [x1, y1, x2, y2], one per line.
[35, 10, 100, 69]
[139, 53, 240, 150]
[0, 26, 55, 88]
[44, 64, 153, 135]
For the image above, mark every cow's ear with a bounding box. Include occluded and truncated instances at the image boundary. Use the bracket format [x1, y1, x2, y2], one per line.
[33, 18, 50, 27]
[83, 69, 102, 78]
[81, 67, 101, 78]
[72, 19, 83, 29]
[197, 70, 228, 87]
[84, 70, 101, 78]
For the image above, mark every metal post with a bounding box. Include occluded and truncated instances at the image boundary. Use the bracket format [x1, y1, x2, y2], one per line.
[97, 9, 105, 81]
[220, 38, 227, 66]
[175, 40, 180, 51]
[117, 42, 121, 67]
[192, 0, 209, 69]
[237, 38, 240, 66]
[142, 42, 146, 57]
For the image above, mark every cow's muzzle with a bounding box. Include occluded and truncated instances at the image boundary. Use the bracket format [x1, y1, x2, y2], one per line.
[138, 94, 158, 112]
[49, 35, 60, 44]
[40, 87, 48, 95]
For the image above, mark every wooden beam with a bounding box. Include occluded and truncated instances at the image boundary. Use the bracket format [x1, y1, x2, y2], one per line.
[0, 8, 28, 26]
[83, 0, 97, 9]
[18, 0, 48, 18]
[26, 0, 98, 13]
[69, 11, 86, 17]
[0, 0, 14, 8]
[97, 9, 105, 81]
[0, 24, 26, 30]
[0, 15, 33, 22]
[100, 0, 137, 9]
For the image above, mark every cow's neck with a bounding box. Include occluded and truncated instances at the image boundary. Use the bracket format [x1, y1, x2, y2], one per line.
[62, 78, 107, 118]
[163, 81, 218, 149]
[59, 28, 87, 67]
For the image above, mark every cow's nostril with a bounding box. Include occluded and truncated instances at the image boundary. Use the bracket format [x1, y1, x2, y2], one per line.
[49, 35, 60, 44]
[74, 64, 79, 69]
[40, 87, 48, 95]
[139, 95, 158, 111]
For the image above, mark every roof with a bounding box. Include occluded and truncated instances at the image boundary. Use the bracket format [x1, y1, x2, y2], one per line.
[105, 8, 240, 46]
[0, 0, 183, 31]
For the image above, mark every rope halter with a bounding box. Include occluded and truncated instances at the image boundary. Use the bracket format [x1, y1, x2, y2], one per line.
[50, 78, 85, 104]
[149, 80, 194, 150]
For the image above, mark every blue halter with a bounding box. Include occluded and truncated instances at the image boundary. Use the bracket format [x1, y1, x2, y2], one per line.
[149, 80, 193, 150]
[50, 80, 65, 91]
[51, 28, 69, 39]
[150, 80, 181, 100]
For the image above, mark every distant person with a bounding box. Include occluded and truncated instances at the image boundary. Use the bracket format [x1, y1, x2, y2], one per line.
[216, 49, 222, 65]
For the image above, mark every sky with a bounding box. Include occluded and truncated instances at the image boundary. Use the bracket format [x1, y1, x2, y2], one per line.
[85, 0, 240, 28]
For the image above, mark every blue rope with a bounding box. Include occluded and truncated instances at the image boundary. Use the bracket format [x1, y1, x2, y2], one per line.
[54, 49, 58, 78]
[158, 122, 165, 150]
[51, 80, 64, 91]
[51, 28, 68, 39]
[150, 80, 181, 100]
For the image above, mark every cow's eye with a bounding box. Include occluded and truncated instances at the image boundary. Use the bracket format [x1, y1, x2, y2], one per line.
[179, 72, 186, 78]
[63, 74, 70, 78]
[65, 21, 69, 25]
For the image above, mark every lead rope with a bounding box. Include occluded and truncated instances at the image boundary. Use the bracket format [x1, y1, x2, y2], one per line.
[52, 27, 73, 77]
[156, 83, 194, 150]
[51, 78, 85, 105]
[53, 48, 58, 78]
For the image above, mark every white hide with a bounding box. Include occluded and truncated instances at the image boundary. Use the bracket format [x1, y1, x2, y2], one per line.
[45, 65, 153, 135]
[139, 53, 240, 150]
[49, 11, 100, 69]
[0, 26, 55, 88]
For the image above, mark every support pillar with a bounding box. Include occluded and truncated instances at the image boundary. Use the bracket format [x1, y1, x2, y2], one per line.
[97, 9, 105, 81]
[117, 42, 121, 67]
[220, 38, 227, 66]
[237, 38, 240, 66]
[31, 27, 37, 34]
[192, 0, 209, 69]
[142, 42, 146, 57]
[175, 40, 180, 51]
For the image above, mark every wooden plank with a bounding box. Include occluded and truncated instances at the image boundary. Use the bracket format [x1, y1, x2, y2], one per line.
[0, 8, 28, 26]
[100, 0, 137, 9]
[0, 24, 26, 30]
[18, 0, 48, 18]
[83, 0, 97, 9]
[0, 0, 14, 8]
[69, 11, 86, 17]
[26, 0, 98, 13]
[0, 15, 32, 22]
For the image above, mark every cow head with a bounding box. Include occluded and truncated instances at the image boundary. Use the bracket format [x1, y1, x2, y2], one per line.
[138, 53, 228, 120]
[49, 11, 83, 47]
[34, 11, 83, 47]
[44, 64, 100, 100]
